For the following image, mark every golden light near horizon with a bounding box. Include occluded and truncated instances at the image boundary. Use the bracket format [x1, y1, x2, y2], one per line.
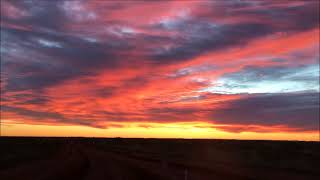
[2, 119, 319, 141]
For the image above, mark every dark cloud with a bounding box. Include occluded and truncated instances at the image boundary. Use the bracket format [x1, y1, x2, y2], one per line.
[0, 0, 134, 92]
[93, 87, 116, 98]
[4, 93, 50, 106]
[1, 0, 66, 31]
[150, 0, 319, 62]
[223, 0, 320, 31]
[0, 26, 129, 91]
[146, 107, 204, 122]
[1, 105, 104, 128]
[151, 22, 273, 62]
[210, 92, 319, 131]
[2, 105, 66, 121]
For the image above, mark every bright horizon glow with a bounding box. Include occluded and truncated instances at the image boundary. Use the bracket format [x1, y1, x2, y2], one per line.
[2, 120, 319, 141]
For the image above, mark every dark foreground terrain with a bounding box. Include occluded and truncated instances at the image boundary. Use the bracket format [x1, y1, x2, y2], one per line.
[0, 137, 319, 180]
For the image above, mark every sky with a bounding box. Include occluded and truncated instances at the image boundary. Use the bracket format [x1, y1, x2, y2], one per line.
[0, 0, 319, 141]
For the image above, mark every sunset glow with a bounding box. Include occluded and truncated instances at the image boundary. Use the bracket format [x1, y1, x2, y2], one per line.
[1, 0, 319, 140]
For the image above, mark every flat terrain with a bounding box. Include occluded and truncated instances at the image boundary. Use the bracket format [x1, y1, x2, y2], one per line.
[0, 137, 319, 180]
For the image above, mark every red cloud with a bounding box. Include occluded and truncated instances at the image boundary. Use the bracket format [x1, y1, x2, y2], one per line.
[1, 0, 319, 137]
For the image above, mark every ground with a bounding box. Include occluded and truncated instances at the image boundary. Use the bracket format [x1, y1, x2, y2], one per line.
[0, 137, 319, 180]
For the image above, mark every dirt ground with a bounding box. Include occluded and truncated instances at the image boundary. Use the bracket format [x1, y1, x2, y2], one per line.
[0, 137, 319, 180]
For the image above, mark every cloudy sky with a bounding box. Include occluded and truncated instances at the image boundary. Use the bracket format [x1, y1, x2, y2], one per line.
[1, 0, 319, 140]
